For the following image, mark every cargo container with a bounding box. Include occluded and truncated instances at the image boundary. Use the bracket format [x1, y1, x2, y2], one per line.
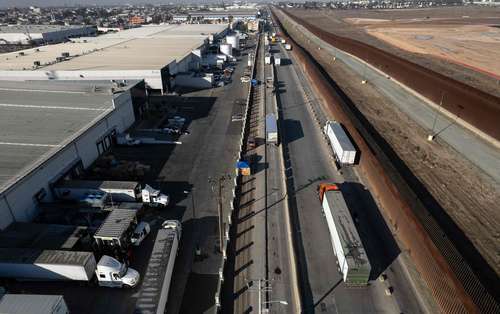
[323, 121, 357, 165]
[93, 208, 138, 254]
[318, 184, 371, 285]
[135, 220, 181, 314]
[265, 54, 272, 65]
[274, 54, 281, 66]
[284, 44, 292, 51]
[0, 294, 69, 314]
[53, 180, 169, 207]
[266, 114, 278, 144]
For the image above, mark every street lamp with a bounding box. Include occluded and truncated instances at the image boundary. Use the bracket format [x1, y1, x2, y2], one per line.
[263, 300, 288, 305]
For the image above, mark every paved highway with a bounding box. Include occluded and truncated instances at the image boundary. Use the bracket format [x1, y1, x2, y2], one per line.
[274, 40, 426, 313]
[287, 18, 500, 183]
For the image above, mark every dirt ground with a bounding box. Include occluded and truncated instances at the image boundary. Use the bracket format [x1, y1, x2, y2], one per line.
[280, 14, 500, 277]
[289, 7, 500, 98]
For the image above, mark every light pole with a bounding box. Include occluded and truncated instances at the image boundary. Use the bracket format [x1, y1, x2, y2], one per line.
[209, 174, 231, 254]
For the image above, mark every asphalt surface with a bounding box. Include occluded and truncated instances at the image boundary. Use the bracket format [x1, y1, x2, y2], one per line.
[274, 41, 426, 313]
[264, 42, 298, 313]
[288, 19, 500, 184]
[3, 43, 252, 314]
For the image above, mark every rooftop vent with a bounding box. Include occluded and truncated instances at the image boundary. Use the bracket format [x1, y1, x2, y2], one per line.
[34, 61, 41, 67]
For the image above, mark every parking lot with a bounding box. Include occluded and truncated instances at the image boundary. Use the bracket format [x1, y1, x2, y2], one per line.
[3, 36, 256, 314]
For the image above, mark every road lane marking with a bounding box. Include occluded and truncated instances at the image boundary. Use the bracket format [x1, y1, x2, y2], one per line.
[0, 87, 87, 94]
[0, 103, 109, 111]
[0, 142, 60, 148]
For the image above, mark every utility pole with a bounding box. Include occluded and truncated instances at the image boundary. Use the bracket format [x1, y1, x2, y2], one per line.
[209, 174, 231, 254]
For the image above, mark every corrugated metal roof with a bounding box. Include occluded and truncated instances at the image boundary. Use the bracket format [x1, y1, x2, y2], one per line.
[94, 208, 137, 239]
[135, 227, 177, 313]
[0, 294, 65, 314]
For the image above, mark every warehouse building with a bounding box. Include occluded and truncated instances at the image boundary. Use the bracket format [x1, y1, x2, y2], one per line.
[0, 79, 146, 230]
[0, 24, 228, 92]
[173, 10, 257, 23]
[0, 25, 96, 45]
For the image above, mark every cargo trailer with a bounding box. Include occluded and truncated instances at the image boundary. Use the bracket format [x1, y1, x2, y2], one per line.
[0, 294, 69, 314]
[323, 121, 357, 165]
[318, 184, 371, 285]
[93, 208, 138, 255]
[135, 220, 181, 314]
[265, 54, 272, 65]
[274, 54, 281, 66]
[284, 44, 292, 51]
[265, 114, 278, 144]
[53, 180, 169, 207]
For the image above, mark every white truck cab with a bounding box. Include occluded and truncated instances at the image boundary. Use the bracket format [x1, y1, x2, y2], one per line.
[96, 255, 140, 288]
[142, 184, 169, 207]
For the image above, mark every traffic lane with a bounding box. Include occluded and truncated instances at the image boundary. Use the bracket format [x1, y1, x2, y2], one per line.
[276, 57, 403, 313]
[276, 62, 341, 312]
[281, 42, 426, 313]
[266, 133, 295, 313]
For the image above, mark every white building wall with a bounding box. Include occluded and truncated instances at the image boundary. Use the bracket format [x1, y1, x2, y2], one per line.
[74, 119, 108, 169]
[109, 91, 136, 132]
[0, 87, 137, 230]
[3, 145, 79, 223]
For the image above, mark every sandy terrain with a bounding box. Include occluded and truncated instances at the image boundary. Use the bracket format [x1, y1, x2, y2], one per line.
[366, 24, 500, 78]
[280, 11, 500, 277]
[289, 7, 500, 98]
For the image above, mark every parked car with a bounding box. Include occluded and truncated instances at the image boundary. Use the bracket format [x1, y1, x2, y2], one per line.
[131, 222, 151, 246]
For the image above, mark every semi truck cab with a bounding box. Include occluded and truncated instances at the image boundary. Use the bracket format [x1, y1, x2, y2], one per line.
[96, 255, 140, 288]
[141, 184, 169, 207]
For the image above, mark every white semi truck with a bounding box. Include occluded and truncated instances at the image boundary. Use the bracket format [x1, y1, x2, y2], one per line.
[53, 180, 169, 207]
[135, 220, 181, 314]
[0, 249, 139, 288]
[323, 121, 357, 165]
[318, 184, 371, 285]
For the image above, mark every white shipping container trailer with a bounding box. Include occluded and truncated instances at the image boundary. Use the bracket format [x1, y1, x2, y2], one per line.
[135, 221, 181, 314]
[274, 54, 281, 66]
[265, 54, 272, 65]
[0, 249, 96, 281]
[324, 121, 357, 165]
[284, 44, 292, 50]
[320, 184, 371, 285]
[0, 294, 69, 314]
[266, 114, 278, 144]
